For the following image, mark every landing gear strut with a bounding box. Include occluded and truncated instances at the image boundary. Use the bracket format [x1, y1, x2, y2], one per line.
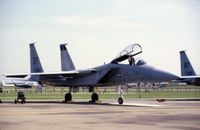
[118, 86, 124, 104]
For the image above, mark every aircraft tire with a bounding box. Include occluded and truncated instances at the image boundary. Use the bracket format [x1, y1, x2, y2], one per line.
[91, 93, 99, 102]
[65, 93, 72, 102]
[22, 98, 26, 104]
[118, 97, 123, 105]
[14, 99, 17, 104]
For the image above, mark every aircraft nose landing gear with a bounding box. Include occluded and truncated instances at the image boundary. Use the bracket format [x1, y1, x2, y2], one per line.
[15, 91, 26, 104]
[118, 86, 124, 104]
[118, 97, 123, 105]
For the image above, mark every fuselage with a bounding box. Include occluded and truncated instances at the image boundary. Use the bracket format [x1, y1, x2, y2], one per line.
[40, 63, 178, 87]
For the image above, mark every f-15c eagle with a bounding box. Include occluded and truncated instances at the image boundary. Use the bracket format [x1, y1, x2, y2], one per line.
[5, 43, 179, 104]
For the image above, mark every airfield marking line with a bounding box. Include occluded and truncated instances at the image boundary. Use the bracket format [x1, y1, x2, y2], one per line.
[111, 103, 162, 107]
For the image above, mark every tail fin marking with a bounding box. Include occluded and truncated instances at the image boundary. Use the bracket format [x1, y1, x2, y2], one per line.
[180, 51, 196, 76]
[30, 43, 44, 73]
[60, 44, 75, 71]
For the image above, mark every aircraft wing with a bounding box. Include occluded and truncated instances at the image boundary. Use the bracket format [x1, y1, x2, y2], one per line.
[178, 75, 200, 86]
[4, 74, 29, 78]
[4, 67, 120, 86]
[180, 75, 200, 79]
[5, 69, 98, 79]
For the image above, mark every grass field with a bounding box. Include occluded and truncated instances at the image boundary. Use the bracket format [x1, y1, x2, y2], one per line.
[1, 85, 200, 100]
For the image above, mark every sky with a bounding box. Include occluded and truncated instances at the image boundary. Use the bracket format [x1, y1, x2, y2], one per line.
[0, 0, 200, 80]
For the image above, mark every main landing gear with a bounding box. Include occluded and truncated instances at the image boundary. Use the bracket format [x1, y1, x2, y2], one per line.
[91, 93, 99, 102]
[65, 93, 72, 102]
[89, 87, 99, 103]
[65, 87, 72, 102]
[64, 87, 100, 103]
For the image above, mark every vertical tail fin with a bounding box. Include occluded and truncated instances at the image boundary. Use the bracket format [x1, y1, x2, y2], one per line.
[30, 43, 44, 73]
[60, 44, 75, 71]
[180, 51, 196, 76]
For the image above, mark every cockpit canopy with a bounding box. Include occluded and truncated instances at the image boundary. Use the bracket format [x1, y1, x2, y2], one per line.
[111, 44, 142, 64]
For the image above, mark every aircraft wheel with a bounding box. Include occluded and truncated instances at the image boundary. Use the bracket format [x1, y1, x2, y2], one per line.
[65, 93, 72, 102]
[21, 98, 26, 104]
[118, 97, 123, 105]
[14, 99, 17, 104]
[91, 93, 99, 102]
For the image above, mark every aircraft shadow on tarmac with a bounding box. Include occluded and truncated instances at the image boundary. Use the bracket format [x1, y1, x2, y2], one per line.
[1, 100, 161, 108]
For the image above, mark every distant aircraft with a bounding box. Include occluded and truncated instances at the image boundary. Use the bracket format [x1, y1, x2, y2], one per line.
[5, 43, 179, 104]
[2, 80, 14, 87]
[13, 81, 38, 88]
[2, 80, 38, 88]
[4, 43, 43, 88]
[179, 51, 200, 86]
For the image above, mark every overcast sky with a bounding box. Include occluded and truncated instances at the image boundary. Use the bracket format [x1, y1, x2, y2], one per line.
[0, 0, 200, 80]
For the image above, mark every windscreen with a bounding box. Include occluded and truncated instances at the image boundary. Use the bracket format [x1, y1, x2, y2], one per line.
[111, 44, 142, 63]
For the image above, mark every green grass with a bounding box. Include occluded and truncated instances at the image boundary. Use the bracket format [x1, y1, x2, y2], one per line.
[1, 91, 200, 100]
[1, 85, 200, 100]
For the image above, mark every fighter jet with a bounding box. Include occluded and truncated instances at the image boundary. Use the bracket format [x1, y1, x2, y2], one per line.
[179, 50, 200, 86]
[13, 81, 38, 88]
[5, 43, 179, 104]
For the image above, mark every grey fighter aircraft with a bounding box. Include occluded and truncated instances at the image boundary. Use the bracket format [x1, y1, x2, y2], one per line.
[5, 43, 179, 104]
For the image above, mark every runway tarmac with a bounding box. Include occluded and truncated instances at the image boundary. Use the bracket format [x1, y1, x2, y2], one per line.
[0, 99, 200, 130]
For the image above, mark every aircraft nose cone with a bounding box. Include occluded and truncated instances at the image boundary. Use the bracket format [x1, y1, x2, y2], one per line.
[152, 68, 179, 82]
